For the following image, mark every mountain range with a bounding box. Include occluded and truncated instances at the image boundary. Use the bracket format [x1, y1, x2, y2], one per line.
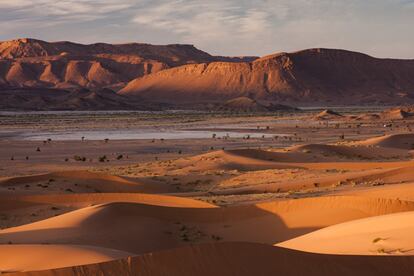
[1, 38, 413, 110]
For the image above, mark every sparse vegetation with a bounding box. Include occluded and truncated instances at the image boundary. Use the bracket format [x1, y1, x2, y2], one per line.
[73, 155, 86, 162]
[99, 155, 107, 162]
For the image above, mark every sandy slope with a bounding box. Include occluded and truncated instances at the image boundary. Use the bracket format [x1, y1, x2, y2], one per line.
[290, 143, 411, 159]
[356, 133, 414, 150]
[0, 170, 170, 194]
[335, 181, 414, 202]
[1, 132, 414, 275]
[0, 192, 214, 229]
[8, 242, 414, 276]
[170, 149, 302, 173]
[1, 196, 413, 254]
[0, 244, 132, 273]
[0, 192, 215, 212]
[278, 211, 414, 255]
[203, 165, 413, 196]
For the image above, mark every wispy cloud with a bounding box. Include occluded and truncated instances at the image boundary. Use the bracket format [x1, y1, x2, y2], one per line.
[0, 0, 413, 58]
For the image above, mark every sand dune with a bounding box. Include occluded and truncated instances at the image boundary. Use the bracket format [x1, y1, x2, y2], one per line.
[171, 149, 302, 173]
[211, 164, 414, 195]
[279, 211, 414, 255]
[0, 192, 215, 213]
[1, 196, 413, 254]
[314, 109, 343, 120]
[357, 133, 414, 150]
[157, 145, 414, 195]
[336, 181, 414, 202]
[380, 107, 414, 120]
[344, 166, 414, 185]
[179, 142, 412, 174]
[0, 192, 215, 229]
[117, 146, 414, 196]
[0, 170, 170, 194]
[2, 124, 414, 275]
[8, 242, 414, 276]
[290, 143, 410, 159]
[0, 244, 132, 273]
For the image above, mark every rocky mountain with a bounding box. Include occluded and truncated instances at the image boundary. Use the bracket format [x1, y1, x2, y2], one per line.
[120, 48, 414, 106]
[1, 40, 414, 110]
[0, 38, 256, 92]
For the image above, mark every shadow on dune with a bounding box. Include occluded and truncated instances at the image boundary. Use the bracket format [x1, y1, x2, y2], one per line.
[2, 196, 414, 255]
[0, 202, 316, 254]
[0, 171, 170, 194]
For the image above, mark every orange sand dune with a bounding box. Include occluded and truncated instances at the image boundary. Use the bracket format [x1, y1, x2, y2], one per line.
[344, 166, 414, 185]
[203, 163, 414, 195]
[0, 193, 215, 211]
[1, 196, 413, 254]
[336, 181, 414, 202]
[380, 107, 414, 120]
[313, 109, 343, 120]
[171, 149, 302, 173]
[173, 145, 411, 176]
[0, 170, 170, 194]
[356, 133, 414, 150]
[0, 244, 132, 273]
[8, 242, 414, 276]
[279, 211, 414, 255]
[0, 171, 134, 185]
[291, 143, 411, 159]
[300, 160, 414, 171]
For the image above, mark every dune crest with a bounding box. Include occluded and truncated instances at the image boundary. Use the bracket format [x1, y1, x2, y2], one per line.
[0, 244, 132, 273]
[279, 211, 414, 255]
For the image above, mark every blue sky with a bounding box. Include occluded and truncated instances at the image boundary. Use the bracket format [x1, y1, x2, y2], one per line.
[0, 0, 413, 58]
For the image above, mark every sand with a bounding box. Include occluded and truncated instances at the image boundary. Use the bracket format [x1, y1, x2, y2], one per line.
[1, 112, 414, 275]
[0, 244, 132, 273]
[278, 211, 414, 255]
[8, 242, 414, 276]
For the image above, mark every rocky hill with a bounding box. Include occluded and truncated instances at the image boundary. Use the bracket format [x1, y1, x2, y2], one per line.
[120, 48, 414, 106]
[2, 40, 414, 110]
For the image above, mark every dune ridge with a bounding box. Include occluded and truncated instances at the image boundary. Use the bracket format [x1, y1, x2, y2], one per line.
[279, 211, 414, 255]
[0, 244, 132, 273]
[1, 196, 413, 254]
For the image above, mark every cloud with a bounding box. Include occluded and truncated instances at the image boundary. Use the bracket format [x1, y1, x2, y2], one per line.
[0, 0, 133, 24]
[0, 0, 413, 58]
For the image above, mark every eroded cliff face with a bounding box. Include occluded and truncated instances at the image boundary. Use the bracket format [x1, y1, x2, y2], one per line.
[2, 39, 414, 109]
[0, 38, 215, 64]
[0, 38, 238, 90]
[120, 48, 414, 106]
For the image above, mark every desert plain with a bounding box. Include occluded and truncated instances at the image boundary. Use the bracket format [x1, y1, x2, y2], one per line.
[1, 106, 414, 275]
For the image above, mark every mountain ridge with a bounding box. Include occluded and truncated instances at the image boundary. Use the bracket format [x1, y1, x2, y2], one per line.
[120, 48, 414, 106]
[1, 39, 414, 110]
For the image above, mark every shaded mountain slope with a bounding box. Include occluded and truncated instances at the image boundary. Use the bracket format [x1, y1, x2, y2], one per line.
[120, 48, 414, 106]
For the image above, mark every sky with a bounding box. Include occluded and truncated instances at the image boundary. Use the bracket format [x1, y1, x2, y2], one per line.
[0, 0, 413, 58]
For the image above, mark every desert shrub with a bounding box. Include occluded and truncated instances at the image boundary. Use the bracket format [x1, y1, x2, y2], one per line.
[99, 155, 107, 162]
[74, 155, 86, 162]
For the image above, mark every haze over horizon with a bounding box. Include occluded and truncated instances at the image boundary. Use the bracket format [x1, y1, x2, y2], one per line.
[0, 0, 413, 59]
